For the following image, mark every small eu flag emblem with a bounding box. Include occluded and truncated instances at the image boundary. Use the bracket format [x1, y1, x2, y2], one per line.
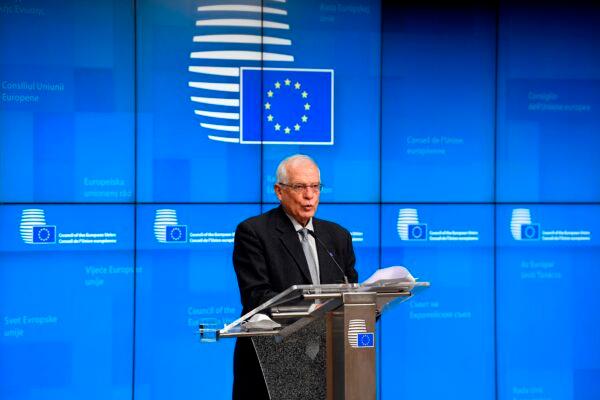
[240, 68, 334, 145]
[32, 226, 56, 244]
[520, 224, 540, 240]
[357, 333, 374, 348]
[407, 224, 428, 240]
[165, 225, 187, 242]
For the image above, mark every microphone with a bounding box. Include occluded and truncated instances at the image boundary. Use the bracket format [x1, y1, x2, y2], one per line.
[307, 229, 349, 284]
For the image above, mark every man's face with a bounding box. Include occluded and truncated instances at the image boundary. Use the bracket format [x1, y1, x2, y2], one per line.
[274, 159, 321, 226]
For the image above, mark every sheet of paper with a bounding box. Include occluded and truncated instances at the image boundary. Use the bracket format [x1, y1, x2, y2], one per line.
[241, 313, 282, 331]
[362, 266, 416, 287]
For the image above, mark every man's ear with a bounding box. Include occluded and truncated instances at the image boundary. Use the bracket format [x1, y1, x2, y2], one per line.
[274, 184, 283, 201]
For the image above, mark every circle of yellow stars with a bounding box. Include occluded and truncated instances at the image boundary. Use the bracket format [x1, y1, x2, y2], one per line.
[264, 78, 310, 135]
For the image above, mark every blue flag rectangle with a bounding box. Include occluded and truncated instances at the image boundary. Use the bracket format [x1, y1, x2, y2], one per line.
[520, 224, 540, 240]
[32, 226, 56, 244]
[165, 225, 188, 242]
[240, 68, 333, 145]
[408, 224, 428, 240]
[357, 333, 374, 348]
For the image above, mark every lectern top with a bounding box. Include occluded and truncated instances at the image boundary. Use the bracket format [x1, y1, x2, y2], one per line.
[211, 281, 429, 340]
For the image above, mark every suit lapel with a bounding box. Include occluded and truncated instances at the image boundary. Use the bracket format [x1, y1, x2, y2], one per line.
[274, 207, 312, 283]
[313, 219, 337, 284]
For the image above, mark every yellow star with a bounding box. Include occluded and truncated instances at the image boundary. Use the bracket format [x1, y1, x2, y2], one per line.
[264, 102, 271, 110]
[304, 103, 311, 110]
[267, 90, 274, 97]
[301, 115, 308, 122]
[284, 78, 291, 86]
[267, 114, 274, 122]
[275, 123, 281, 131]
[294, 82, 301, 89]
[284, 126, 291, 134]
[274, 81, 281, 89]
[301, 91, 308, 98]
[294, 124, 300, 131]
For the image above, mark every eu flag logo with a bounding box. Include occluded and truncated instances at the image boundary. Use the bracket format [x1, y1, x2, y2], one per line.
[520, 224, 540, 240]
[357, 333, 374, 348]
[165, 225, 187, 242]
[407, 224, 428, 240]
[32, 226, 56, 244]
[240, 68, 334, 144]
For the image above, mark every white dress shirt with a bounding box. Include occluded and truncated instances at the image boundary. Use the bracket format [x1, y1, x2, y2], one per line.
[285, 213, 320, 282]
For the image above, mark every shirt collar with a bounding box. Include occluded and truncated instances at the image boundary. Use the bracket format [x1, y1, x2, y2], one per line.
[284, 211, 314, 233]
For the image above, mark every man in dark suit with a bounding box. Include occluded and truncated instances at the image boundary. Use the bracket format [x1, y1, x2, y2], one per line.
[232, 154, 358, 400]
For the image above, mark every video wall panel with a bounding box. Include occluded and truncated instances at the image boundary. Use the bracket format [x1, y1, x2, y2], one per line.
[380, 204, 495, 400]
[0, 205, 134, 400]
[134, 204, 259, 399]
[496, 205, 600, 400]
[381, 4, 496, 202]
[0, 0, 134, 203]
[261, 0, 381, 203]
[136, 0, 264, 203]
[496, 1, 600, 202]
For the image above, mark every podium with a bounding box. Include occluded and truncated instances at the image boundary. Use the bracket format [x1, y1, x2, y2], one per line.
[199, 281, 429, 400]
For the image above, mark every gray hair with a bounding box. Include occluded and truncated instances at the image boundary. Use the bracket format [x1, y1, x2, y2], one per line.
[276, 154, 320, 184]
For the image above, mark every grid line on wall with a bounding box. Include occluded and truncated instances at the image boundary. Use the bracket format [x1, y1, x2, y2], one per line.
[377, 0, 385, 396]
[493, 1, 501, 399]
[131, 0, 139, 399]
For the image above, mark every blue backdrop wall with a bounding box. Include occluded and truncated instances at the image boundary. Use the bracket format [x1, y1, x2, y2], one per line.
[1, 1, 599, 399]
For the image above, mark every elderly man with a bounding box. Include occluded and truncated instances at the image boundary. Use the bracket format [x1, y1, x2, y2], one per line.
[232, 154, 358, 399]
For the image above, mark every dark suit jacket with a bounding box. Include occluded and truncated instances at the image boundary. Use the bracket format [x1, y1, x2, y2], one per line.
[231, 206, 358, 399]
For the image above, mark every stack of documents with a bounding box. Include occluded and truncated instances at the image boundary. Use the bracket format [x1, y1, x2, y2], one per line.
[362, 266, 416, 290]
[241, 313, 282, 331]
